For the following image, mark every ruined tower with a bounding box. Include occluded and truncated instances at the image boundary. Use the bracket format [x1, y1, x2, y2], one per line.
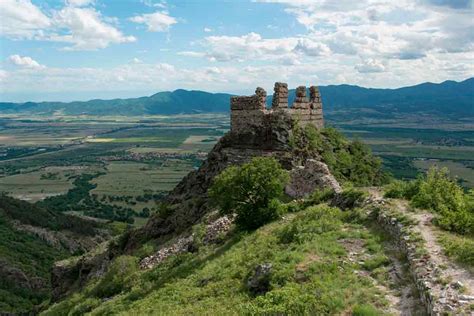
[230, 82, 324, 139]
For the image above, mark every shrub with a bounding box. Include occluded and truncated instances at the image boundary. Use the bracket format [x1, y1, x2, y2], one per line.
[411, 167, 473, 235]
[438, 232, 474, 268]
[306, 188, 336, 206]
[278, 205, 343, 244]
[209, 157, 289, 230]
[333, 187, 368, 210]
[384, 167, 474, 235]
[289, 125, 390, 186]
[352, 304, 380, 316]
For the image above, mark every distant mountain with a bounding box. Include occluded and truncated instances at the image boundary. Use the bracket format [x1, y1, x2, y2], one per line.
[1, 78, 472, 118]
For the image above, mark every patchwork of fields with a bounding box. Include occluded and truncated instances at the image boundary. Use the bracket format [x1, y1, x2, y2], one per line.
[0, 113, 472, 226]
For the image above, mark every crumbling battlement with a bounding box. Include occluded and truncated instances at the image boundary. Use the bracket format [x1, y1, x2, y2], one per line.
[231, 82, 323, 138]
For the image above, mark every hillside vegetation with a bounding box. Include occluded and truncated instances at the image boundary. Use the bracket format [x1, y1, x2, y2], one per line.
[0, 195, 113, 314]
[43, 202, 399, 315]
[384, 168, 474, 268]
[42, 147, 402, 315]
[290, 125, 389, 186]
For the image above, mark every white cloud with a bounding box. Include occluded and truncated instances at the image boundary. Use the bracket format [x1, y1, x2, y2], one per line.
[0, 0, 51, 39]
[0, 0, 135, 50]
[51, 6, 136, 50]
[8, 54, 45, 69]
[130, 11, 177, 32]
[204, 27, 212, 32]
[2, 51, 473, 100]
[178, 51, 205, 57]
[198, 32, 299, 62]
[355, 59, 386, 73]
[294, 39, 331, 56]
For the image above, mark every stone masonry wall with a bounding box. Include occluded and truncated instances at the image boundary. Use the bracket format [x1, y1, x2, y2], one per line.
[230, 82, 324, 137]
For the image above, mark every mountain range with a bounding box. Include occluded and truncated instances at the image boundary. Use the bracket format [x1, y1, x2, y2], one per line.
[1, 78, 473, 118]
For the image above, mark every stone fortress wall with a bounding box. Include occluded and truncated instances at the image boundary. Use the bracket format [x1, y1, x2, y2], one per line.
[230, 82, 324, 135]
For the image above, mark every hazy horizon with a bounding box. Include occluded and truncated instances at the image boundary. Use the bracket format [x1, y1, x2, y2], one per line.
[1, 76, 473, 104]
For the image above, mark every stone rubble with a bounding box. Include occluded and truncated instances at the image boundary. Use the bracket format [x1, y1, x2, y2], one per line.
[140, 215, 234, 270]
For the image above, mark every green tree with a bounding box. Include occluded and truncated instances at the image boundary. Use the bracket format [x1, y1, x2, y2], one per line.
[209, 157, 289, 230]
[289, 125, 389, 186]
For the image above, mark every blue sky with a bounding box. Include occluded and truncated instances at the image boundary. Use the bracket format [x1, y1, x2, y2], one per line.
[1, 0, 473, 102]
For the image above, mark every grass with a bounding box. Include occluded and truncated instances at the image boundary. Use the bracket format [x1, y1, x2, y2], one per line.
[42, 205, 397, 316]
[91, 160, 193, 194]
[437, 231, 474, 272]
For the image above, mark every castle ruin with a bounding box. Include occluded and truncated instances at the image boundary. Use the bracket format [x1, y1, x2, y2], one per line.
[230, 82, 323, 149]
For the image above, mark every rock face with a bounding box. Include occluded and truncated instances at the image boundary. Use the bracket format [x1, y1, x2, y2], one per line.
[51, 242, 114, 301]
[285, 159, 342, 198]
[247, 263, 273, 295]
[51, 82, 338, 298]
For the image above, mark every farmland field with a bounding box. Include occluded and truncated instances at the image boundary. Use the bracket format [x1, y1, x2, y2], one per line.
[1, 113, 473, 226]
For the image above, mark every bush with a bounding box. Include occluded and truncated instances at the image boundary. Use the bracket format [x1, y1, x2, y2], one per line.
[352, 304, 380, 316]
[289, 125, 390, 186]
[385, 179, 421, 200]
[209, 157, 289, 230]
[278, 205, 343, 244]
[306, 188, 336, 206]
[438, 231, 474, 268]
[333, 187, 368, 210]
[411, 167, 473, 235]
[384, 167, 474, 235]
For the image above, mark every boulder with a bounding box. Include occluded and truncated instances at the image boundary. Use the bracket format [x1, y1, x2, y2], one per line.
[285, 159, 342, 198]
[247, 263, 272, 295]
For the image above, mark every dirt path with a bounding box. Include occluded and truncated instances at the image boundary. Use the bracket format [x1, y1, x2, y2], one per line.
[389, 197, 474, 295]
[366, 188, 474, 313]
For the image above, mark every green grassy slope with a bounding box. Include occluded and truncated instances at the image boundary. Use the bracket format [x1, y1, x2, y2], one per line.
[43, 204, 404, 315]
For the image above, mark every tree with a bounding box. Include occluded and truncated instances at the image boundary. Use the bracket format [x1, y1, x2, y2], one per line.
[209, 157, 289, 230]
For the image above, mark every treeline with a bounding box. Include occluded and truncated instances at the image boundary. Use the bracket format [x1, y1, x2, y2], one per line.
[38, 173, 162, 223]
[101, 190, 166, 205]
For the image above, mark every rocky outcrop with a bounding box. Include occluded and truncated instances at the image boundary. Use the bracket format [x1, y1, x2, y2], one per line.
[0, 259, 48, 292]
[51, 242, 115, 301]
[285, 159, 342, 198]
[139, 215, 234, 270]
[12, 221, 105, 254]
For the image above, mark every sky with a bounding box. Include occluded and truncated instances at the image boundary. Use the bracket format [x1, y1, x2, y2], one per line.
[0, 0, 473, 102]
